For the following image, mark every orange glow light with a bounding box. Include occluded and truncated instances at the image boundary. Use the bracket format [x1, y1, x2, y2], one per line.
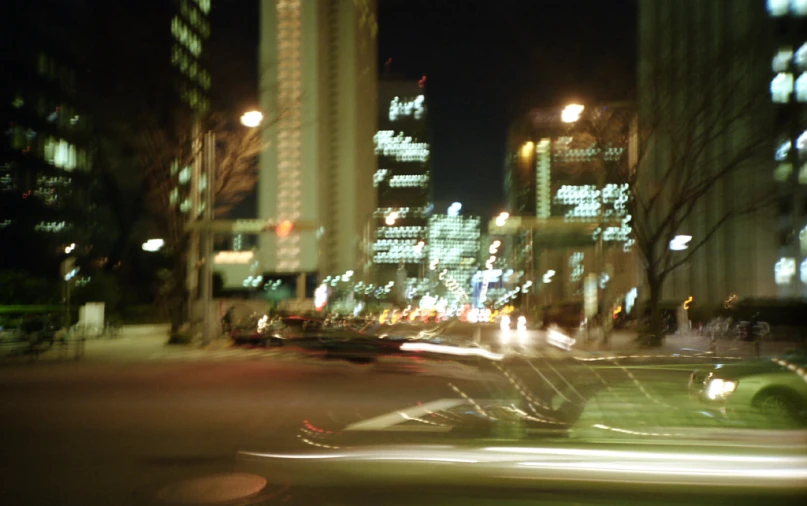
[276, 220, 294, 237]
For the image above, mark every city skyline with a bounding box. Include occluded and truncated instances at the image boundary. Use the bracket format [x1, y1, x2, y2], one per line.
[210, 0, 638, 218]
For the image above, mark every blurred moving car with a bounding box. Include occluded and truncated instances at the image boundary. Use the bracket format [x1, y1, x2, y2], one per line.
[230, 315, 325, 346]
[415, 320, 520, 352]
[689, 352, 807, 425]
[269, 316, 324, 342]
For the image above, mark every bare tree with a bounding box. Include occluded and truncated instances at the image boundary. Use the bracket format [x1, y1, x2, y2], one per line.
[566, 18, 774, 345]
[135, 111, 269, 335]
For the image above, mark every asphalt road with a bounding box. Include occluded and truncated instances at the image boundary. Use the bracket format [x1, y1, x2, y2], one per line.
[0, 352, 794, 505]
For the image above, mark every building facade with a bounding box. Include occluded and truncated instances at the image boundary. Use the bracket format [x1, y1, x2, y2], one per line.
[427, 208, 480, 307]
[503, 105, 636, 310]
[638, 0, 780, 307]
[373, 78, 432, 281]
[257, 0, 378, 286]
[0, 0, 95, 278]
[768, 1, 807, 296]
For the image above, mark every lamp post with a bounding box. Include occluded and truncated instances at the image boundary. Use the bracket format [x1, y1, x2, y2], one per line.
[193, 110, 264, 345]
[563, 103, 609, 344]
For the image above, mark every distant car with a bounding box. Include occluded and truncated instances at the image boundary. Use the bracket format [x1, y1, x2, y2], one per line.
[689, 352, 807, 424]
[269, 316, 324, 342]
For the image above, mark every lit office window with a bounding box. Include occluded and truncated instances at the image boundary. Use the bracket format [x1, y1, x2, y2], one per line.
[767, 0, 789, 16]
[775, 257, 796, 285]
[798, 131, 807, 158]
[388, 95, 426, 122]
[776, 139, 791, 161]
[796, 72, 807, 102]
[795, 43, 807, 70]
[388, 174, 429, 187]
[43, 138, 76, 170]
[772, 47, 793, 72]
[771, 73, 794, 103]
[374, 130, 430, 163]
[774, 163, 793, 182]
[196, 0, 210, 14]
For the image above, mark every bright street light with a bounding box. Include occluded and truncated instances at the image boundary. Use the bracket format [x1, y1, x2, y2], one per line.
[142, 238, 165, 252]
[669, 235, 693, 251]
[520, 141, 534, 158]
[240, 110, 264, 128]
[385, 211, 399, 226]
[495, 212, 510, 227]
[561, 104, 585, 123]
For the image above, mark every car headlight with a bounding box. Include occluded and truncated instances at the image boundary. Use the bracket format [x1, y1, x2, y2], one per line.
[705, 378, 737, 400]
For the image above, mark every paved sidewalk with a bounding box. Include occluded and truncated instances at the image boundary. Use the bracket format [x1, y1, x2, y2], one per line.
[568, 329, 803, 360]
[4, 324, 803, 366]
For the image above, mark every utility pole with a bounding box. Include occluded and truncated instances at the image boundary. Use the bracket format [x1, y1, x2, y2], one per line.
[199, 131, 215, 345]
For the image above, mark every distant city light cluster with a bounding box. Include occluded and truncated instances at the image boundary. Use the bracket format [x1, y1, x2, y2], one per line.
[388, 95, 425, 121]
[427, 214, 481, 281]
[767, 0, 807, 17]
[33, 174, 71, 206]
[34, 221, 67, 233]
[535, 139, 551, 218]
[569, 252, 585, 282]
[43, 137, 79, 171]
[553, 184, 630, 221]
[373, 217, 426, 264]
[171, 16, 201, 56]
[374, 130, 430, 163]
[373, 242, 426, 263]
[0, 173, 13, 192]
[388, 174, 429, 187]
[376, 225, 424, 239]
[553, 146, 625, 162]
[373, 206, 431, 218]
[775, 256, 797, 285]
[373, 168, 389, 187]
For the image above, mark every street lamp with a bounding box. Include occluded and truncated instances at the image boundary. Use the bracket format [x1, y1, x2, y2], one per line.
[194, 110, 265, 345]
[495, 212, 509, 227]
[561, 104, 585, 123]
[240, 110, 264, 128]
[142, 238, 165, 252]
[520, 141, 534, 158]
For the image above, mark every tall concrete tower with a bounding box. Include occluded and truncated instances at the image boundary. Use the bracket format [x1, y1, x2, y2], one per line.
[257, 0, 378, 288]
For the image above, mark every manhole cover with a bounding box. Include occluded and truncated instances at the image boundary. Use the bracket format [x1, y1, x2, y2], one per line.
[156, 473, 267, 504]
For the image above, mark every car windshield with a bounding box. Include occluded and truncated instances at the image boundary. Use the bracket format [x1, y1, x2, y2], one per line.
[3, 1, 807, 505]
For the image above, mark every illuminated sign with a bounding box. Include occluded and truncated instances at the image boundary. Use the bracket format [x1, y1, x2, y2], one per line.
[214, 251, 254, 264]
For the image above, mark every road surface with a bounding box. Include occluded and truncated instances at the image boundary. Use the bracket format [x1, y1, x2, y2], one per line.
[0, 346, 801, 505]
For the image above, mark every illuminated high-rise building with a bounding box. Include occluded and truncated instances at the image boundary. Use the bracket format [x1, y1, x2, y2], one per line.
[427, 206, 480, 306]
[766, 1, 807, 297]
[503, 105, 636, 305]
[0, 0, 95, 276]
[257, 0, 378, 288]
[373, 77, 433, 280]
[0, 0, 213, 279]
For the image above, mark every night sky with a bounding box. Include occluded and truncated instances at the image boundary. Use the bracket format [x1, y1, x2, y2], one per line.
[210, 0, 637, 218]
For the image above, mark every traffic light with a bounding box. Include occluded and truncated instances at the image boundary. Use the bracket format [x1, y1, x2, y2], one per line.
[276, 220, 293, 237]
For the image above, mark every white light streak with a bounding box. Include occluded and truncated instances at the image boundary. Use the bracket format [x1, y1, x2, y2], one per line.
[400, 342, 504, 361]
